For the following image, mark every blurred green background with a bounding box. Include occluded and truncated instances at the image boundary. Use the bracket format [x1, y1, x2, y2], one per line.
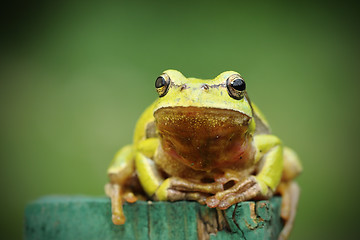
[1, 1, 359, 239]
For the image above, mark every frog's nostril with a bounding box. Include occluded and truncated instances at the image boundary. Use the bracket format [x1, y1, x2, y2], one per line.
[180, 84, 188, 91]
[202, 84, 209, 90]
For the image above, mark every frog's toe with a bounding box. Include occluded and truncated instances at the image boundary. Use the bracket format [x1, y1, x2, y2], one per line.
[112, 213, 126, 225]
[217, 193, 237, 209]
[218, 184, 261, 210]
[165, 189, 208, 203]
[169, 177, 223, 194]
[205, 196, 220, 208]
[206, 176, 259, 208]
[123, 192, 138, 203]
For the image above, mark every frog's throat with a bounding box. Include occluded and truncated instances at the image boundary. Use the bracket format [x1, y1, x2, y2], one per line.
[154, 107, 255, 171]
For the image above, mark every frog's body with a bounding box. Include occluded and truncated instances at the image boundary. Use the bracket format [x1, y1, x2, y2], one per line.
[105, 70, 302, 240]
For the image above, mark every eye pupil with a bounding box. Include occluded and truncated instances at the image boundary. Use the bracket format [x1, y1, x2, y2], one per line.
[155, 77, 166, 88]
[231, 79, 246, 91]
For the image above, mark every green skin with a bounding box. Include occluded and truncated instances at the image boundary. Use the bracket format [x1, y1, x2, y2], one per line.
[105, 70, 302, 240]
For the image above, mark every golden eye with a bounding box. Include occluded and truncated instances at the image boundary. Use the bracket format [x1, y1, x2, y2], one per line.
[155, 73, 170, 97]
[226, 74, 246, 100]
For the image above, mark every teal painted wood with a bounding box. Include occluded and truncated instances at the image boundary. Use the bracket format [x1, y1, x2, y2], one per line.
[24, 196, 283, 240]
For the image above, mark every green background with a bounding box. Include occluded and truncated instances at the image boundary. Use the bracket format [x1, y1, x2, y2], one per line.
[1, 1, 359, 239]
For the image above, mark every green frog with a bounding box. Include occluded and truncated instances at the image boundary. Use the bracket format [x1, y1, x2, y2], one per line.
[105, 70, 302, 239]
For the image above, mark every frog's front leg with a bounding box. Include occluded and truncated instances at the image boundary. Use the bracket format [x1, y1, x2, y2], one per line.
[206, 134, 283, 209]
[106, 138, 161, 225]
[136, 153, 224, 203]
[153, 177, 224, 201]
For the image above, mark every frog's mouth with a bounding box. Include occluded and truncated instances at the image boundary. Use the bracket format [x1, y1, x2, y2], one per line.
[154, 107, 254, 171]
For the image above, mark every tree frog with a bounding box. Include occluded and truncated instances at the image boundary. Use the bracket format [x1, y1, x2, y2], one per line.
[105, 70, 302, 239]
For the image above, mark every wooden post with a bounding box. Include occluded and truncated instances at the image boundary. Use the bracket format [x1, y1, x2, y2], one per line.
[25, 196, 283, 240]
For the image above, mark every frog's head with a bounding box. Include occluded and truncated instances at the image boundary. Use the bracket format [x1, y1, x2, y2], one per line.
[153, 69, 253, 116]
[153, 69, 255, 170]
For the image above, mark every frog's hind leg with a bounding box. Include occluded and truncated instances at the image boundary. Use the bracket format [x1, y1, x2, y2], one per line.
[277, 147, 302, 240]
[277, 181, 300, 240]
[106, 145, 136, 225]
[282, 147, 302, 182]
[105, 183, 126, 225]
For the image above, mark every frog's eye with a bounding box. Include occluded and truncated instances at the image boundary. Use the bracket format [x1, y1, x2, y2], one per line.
[155, 73, 170, 97]
[226, 74, 246, 100]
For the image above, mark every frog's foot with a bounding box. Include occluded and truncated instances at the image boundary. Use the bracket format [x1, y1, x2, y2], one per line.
[105, 183, 136, 225]
[166, 189, 209, 204]
[277, 181, 300, 240]
[154, 177, 223, 202]
[167, 177, 223, 194]
[205, 176, 271, 209]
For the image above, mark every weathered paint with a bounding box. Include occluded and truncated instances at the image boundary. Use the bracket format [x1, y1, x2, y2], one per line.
[25, 196, 283, 240]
